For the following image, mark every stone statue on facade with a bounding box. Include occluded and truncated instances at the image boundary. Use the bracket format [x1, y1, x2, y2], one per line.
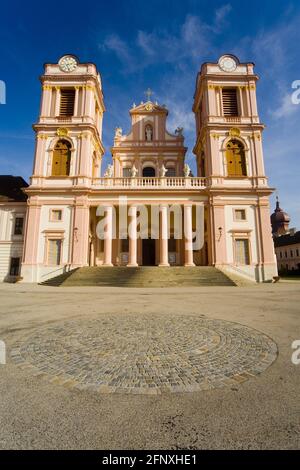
[183, 163, 191, 177]
[104, 164, 114, 177]
[115, 127, 122, 138]
[131, 165, 138, 178]
[160, 164, 167, 177]
[145, 126, 153, 141]
[175, 127, 184, 136]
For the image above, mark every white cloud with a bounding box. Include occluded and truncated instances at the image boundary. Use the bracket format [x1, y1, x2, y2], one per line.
[99, 6, 231, 71]
[271, 92, 300, 119]
[213, 4, 232, 32]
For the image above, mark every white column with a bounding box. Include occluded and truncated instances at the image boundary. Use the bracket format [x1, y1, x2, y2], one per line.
[55, 87, 60, 116]
[41, 86, 52, 117]
[159, 205, 170, 267]
[128, 205, 138, 267]
[184, 204, 195, 266]
[74, 86, 79, 116]
[103, 205, 113, 266]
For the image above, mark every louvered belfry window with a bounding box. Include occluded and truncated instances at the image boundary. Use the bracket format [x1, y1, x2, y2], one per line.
[222, 88, 238, 116]
[59, 88, 75, 116]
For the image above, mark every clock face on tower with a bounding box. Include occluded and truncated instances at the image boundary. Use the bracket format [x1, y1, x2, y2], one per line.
[218, 55, 237, 73]
[59, 55, 78, 72]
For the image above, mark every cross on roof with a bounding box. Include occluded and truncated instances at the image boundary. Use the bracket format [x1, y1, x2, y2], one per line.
[144, 88, 154, 101]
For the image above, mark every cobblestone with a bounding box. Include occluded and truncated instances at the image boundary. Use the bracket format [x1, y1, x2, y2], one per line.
[10, 314, 278, 394]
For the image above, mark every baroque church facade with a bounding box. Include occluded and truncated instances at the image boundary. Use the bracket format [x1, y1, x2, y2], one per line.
[0, 54, 277, 283]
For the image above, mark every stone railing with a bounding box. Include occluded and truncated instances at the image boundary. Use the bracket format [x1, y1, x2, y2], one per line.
[91, 177, 206, 190]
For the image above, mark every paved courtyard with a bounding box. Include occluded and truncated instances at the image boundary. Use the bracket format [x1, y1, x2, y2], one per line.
[0, 282, 299, 449]
[10, 315, 277, 394]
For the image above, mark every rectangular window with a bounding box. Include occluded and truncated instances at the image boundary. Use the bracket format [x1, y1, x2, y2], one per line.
[234, 209, 246, 221]
[235, 238, 250, 265]
[14, 217, 24, 235]
[51, 209, 62, 221]
[123, 168, 131, 177]
[222, 88, 239, 116]
[47, 239, 62, 265]
[290, 250, 293, 257]
[297, 249, 299, 257]
[9, 257, 20, 276]
[59, 88, 75, 116]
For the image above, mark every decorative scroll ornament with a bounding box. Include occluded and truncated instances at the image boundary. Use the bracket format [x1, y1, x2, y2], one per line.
[229, 127, 241, 137]
[56, 127, 69, 137]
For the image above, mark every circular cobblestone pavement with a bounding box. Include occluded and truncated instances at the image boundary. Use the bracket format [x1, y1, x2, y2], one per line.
[10, 315, 278, 394]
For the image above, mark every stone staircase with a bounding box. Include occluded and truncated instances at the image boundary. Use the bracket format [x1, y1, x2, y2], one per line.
[41, 266, 236, 287]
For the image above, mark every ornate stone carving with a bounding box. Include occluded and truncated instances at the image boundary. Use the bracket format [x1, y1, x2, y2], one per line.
[229, 127, 240, 137]
[56, 127, 69, 137]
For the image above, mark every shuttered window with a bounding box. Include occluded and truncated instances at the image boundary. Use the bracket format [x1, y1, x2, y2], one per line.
[59, 88, 75, 116]
[235, 239, 250, 265]
[222, 88, 238, 116]
[47, 239, 62, 265]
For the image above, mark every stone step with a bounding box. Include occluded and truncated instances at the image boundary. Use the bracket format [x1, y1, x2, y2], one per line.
[41, 266, 236, 287]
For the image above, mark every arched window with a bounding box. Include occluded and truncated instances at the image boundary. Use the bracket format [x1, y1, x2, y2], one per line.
[226, 139, 247, 177]
[52, 140, 71, 176]
[145, 124, 153, 141]
[143, 166, 155, 177]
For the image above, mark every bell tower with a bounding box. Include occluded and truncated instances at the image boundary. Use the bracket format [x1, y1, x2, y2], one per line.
[21, 55, 105, 282]
[193, 54, 267, 184]
[193, 55, 277, 282]
[31, 54, 105, 188]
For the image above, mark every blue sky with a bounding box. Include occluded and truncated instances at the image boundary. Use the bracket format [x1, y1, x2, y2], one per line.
[0, 0, 299, 224]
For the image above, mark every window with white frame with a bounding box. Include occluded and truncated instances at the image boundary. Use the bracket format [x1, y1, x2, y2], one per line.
[234, 209, 246, 221]
[14, 217, 24, 235]
[234, 238, 250, 265]
[50, 209, 62, 221]
[47, 239, 62, 265]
